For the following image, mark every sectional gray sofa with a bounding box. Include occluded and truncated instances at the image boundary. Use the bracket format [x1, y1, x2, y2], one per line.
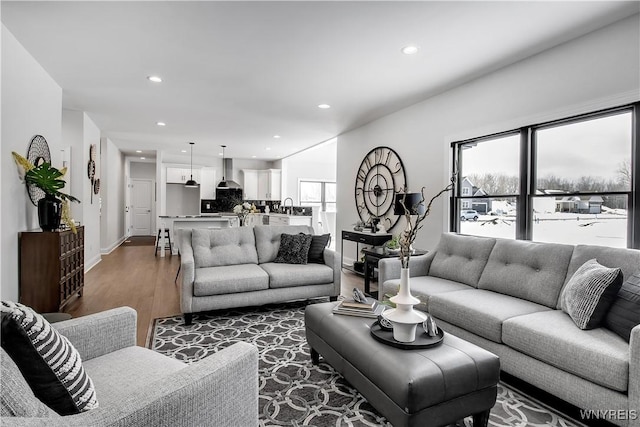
[179, 225, 340, 324]
[379, 233, 640, 427]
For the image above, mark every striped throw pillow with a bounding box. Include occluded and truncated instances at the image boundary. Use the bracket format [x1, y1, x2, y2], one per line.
[560, 259, 623, 330]
[0, 301, 98, 415]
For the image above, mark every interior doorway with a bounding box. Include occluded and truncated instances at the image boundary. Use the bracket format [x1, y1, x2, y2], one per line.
[131, 178, 154, 236]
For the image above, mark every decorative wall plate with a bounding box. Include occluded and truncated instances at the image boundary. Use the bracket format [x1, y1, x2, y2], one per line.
[87, 160, 96, 181]
[26, 135, 51, 206]
[93, 178, 100, 195]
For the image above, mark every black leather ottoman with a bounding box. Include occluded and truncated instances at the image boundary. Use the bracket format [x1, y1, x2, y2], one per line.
[305, 302, 500, 427]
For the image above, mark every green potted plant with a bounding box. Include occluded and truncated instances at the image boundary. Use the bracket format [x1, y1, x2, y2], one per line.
[384, 235, 401, 254]
[12, 152, 80, 232]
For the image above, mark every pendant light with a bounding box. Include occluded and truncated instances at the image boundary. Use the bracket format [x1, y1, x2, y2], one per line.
[184, 142, 198, 188]
[217, 145, 228, 188]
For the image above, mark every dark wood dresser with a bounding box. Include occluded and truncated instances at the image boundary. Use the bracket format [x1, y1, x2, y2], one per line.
[19, 227, 84, 313]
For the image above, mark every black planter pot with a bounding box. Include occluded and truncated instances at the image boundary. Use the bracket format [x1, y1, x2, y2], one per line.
[38, 195, 62, 231]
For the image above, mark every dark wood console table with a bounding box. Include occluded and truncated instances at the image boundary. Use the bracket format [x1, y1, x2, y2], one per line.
[341, 230, 392, 275]
[19, 227, 85, 313]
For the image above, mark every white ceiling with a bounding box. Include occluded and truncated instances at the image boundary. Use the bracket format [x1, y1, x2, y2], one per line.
[2, 1, 638, 163]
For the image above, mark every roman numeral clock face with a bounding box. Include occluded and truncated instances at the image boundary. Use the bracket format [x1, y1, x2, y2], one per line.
[354, 147, 406, 231]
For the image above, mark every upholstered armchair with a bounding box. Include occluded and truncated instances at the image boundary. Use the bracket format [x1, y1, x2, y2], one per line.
[1, 307, 259, 426]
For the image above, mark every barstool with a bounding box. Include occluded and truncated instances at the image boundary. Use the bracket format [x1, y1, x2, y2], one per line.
[155, 228, 172, 256]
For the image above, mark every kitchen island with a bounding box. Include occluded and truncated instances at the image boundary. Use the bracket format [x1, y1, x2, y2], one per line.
[158, 215, 237, 256]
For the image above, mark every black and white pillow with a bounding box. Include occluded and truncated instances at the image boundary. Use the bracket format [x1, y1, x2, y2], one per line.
[0, 301, 98, 415]
[604, 271, 640, 341]
[307, 234, 331, 264]
[274, 233, 313, 264]
[561, 259, 623, 330]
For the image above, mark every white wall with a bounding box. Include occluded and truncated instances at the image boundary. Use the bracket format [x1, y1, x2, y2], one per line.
[282, 139, 337, 204]
[130, 161, 156, 179]
[100, 137, 125, 253]
[1, 25, 63, 301]
[62, 110, 102, 269]
[337, 15, 640, 258]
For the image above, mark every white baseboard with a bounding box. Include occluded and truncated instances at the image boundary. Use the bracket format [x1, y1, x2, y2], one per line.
[85, 255, 101, 273]
[101, 236, 126, 255]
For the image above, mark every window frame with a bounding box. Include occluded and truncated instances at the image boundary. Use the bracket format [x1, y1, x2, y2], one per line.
[299, 180, 336, 212]
[450, 102, 639, 249]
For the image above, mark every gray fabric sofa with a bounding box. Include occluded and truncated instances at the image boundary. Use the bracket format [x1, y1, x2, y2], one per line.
[1, 307, 259, 426]
[379, 233, 640, 427]
[179, 225, 340, 324]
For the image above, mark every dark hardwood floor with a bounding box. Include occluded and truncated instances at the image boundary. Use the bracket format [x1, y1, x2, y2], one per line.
[64, 243, 369, 346]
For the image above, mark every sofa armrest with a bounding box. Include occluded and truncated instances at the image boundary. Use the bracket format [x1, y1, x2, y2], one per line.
[52, 307, 136, 361]
[629, 324, 640, 427]
[1, 342, 259, 427]
[323, 248, 341, 297]
[179, 236, 196, 314]
[378, 253, 433, 288]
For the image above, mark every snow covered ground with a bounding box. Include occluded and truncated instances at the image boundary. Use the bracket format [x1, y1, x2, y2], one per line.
[460, 211, 628, 248]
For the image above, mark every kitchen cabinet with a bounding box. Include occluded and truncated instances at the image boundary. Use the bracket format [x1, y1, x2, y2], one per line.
[243, 169, 281, 200]
[199, 167, 216, 199]
[166, 167, 201, 184]
[266, 214, 312, 226]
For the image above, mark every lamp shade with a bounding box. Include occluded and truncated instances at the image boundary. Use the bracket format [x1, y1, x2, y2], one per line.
[394, 193, 425, 215]
[185, 179, 198, 188]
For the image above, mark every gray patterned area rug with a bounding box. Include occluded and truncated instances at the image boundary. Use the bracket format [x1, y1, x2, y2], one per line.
[148, 300, 584, 427]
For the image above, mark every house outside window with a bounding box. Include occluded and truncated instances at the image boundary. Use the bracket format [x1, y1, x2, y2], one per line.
[451, 104, 639, 248]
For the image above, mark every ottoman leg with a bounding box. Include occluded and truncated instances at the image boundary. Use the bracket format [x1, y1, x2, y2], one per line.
[310, 348, 320, 365]
[472, 409, 491, 427]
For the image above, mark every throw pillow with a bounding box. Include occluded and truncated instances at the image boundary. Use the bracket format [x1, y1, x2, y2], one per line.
[274, 233, 313, 264]
[560, 259, 623, 330]
[307, 234, 331, 264]
[0, 301, 98, 415]
[604, 271, 640, 341]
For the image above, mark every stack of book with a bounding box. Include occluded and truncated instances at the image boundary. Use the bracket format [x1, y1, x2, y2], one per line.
[332, 297, 385, 318]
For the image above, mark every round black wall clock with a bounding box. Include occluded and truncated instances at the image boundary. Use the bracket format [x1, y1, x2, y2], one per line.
[354, 146, 407, 231]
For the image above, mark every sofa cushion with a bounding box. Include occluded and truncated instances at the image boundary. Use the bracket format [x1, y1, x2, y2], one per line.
[605, 271, 640, 341]
[1, 347, 58, 418]
[254, 225, 314, 264]
[382, 276, 473, 311]
[194, 264, 269, 296]
[308, 234, 331, 264]
[429, 289, 550, 343]
[192, 227, 258, 268]
[260, 262, 334, 289]
[502, 310, 629, 392]
[274, 233, 313, 264]
[0, 301, 99, 415]
[560, 259, 622, 330]
[557, 244, 640, 309]
[428, 233, 496, 287]
[83, 347, 185, 407]
[478, 239, 574, 307]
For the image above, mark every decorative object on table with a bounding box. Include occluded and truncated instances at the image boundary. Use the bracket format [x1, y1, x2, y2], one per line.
[353, 287, 368, 304]
[233, 201, 258, 226]
[384, 234, 401, 254]
[354, 146, 407, 232]
[377, 314, 393, 331]
[184, 142, 199, 187]
[381, 175, 456, 342]
[12, 151, 80, 233]
[353, 220, 365, 231]
[423, 314, 439, 337]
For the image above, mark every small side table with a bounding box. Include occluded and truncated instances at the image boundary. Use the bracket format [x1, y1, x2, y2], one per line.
[362, 247, 428, 298]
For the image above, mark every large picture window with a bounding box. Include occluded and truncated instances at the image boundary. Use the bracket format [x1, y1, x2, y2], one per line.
[451, 103, 639, 248]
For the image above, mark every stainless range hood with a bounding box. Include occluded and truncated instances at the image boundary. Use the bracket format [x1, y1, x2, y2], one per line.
[217, 158, 242, 189]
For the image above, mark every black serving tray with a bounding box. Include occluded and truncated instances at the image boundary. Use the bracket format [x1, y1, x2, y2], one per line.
[370, 321, 445, 349]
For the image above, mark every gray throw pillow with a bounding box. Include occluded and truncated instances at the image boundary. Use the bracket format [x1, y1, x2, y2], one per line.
[274, 233, 313, 264]
[561, 259, 623, 330]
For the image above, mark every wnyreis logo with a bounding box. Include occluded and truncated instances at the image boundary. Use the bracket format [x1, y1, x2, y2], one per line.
[580, 409, 638, 421]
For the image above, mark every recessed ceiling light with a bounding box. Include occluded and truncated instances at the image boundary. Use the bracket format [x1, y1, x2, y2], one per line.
[156, 121, 166, 126]
[401, 45, 419, 55]
[266, 147, 271, 151]
[136, 150, 142, 153]
[252, 155, 257, 158]
[273, 135, 281, 139]
[140, 157, 146, 160]
[147, 75, 162, 83]
[218, 152, 223, 156]
[181, 150, 187, 153]
[318, 104, 331, 109]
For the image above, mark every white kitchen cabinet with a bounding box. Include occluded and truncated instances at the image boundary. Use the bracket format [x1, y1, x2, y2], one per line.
[166, 167, 201, 184]
[266, 215, 311, 226]
[243, 169, 281, 200]
[199, 167, 216, 199]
